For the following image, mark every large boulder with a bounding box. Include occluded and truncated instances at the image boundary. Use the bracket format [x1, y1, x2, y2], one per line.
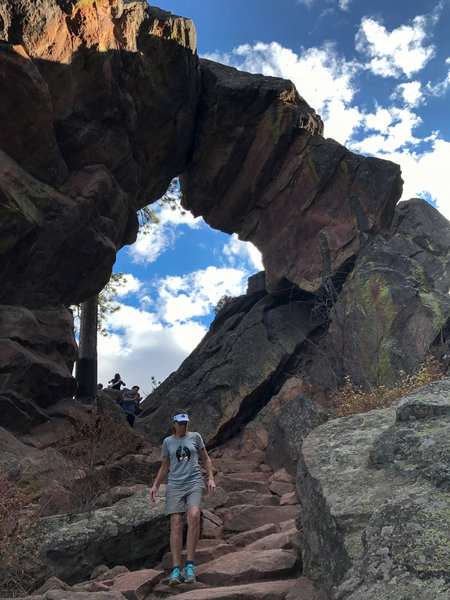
[319, 199, 450, 387]
[182, 59, 402, 293]
[139, 280, 321, 446]
[24, 489, 169, 586]
[297, 378, 450, 599]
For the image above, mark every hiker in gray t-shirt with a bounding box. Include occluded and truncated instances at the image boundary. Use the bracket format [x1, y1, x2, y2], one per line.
[150, 410, 216, 586]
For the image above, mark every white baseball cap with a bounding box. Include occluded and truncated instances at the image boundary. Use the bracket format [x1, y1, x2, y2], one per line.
[173, 413, 190, 423]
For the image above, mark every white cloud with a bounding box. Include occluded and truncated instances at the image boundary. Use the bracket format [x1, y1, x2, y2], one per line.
[157, 266, 248, 323]
[129, 204, 202, 265]
[364, 106, 393, 132]
[222, 234, 263, 271]
[97, 317, 204, 394]
[97, 265, 251, 389]
[295, 0, 352, 9]
[392, 81, 423, 107]
[386, 137, 450, 221]
[351, 107, 421, 154]
[115, 273, 142, 297]
[426, 64, 450, 97]
[355, 16, 435, 78]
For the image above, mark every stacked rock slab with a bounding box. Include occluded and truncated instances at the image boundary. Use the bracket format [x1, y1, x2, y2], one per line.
[298, 378, 450, 599]
[181, 58, 403, 293]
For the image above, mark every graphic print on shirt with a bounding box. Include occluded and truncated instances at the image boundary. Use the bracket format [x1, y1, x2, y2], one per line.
[176, 445, 191, 462]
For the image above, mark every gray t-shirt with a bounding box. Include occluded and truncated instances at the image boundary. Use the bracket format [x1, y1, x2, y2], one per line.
[162, 431, 205, 486]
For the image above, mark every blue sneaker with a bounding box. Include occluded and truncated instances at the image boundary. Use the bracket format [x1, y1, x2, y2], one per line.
[183, 563, 196, 583]
[169, 567, 183, 586]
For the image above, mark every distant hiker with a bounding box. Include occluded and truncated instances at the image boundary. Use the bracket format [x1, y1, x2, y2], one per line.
[97, 383, 103, 390]
[120, 385, 141, 427]
[108, 373, 126, 390]
[150, 410, 216, 586]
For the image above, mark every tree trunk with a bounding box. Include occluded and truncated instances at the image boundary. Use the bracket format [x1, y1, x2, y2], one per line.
[75, 294, 98, 402]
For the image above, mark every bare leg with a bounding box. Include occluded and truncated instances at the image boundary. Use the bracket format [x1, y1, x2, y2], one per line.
[186, 506, 201, 562]
[170, 513, 184, 567]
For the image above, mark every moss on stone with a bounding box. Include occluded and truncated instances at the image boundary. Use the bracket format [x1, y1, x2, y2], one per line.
[339, 159, 350, 182]
[269, 102, 285, 145]
[419, 292, 445, 329]
[305, 146, 320, 183]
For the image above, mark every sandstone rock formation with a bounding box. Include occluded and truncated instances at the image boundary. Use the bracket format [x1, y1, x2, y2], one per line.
[298, 378, 450, 599]
[1, 0, 407, 433]
[1, 3, 449, 598]
[0, 0, 198, 429]
[182, 59, 402, 293]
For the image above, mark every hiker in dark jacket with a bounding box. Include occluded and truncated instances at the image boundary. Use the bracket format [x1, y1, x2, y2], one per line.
[108, 373, 126, 390]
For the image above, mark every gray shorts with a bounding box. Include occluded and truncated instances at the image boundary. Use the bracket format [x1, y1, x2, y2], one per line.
[165, 481, 205, 516]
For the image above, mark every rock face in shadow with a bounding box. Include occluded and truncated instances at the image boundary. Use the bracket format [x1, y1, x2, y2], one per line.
[298, 378, 450, 600]
[182, 59, 403, 293]
[0, 0, 198, 428]
[139, 277, 321, 446]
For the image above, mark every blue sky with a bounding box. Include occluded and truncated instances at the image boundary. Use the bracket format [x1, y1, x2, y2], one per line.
[97, 0, 450, 393]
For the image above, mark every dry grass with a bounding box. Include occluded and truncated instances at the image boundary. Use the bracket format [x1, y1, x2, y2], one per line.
[332, 356, 444, 418]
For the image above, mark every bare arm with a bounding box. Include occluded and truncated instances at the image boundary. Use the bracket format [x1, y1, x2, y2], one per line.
[199, 447, 216, 495]
[149, 456, 170, 501]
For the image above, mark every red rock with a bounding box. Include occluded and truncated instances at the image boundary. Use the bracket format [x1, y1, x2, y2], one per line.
[155, 579, 298, 599]
[203, 486, 229, 510]
[245, 529, 301, 552]
[268, 468, 294, 484]
[108, 569, 164, 600]
[269, 480, 295, 497]
[225, 490, 279, 507]
[280, 491, 298, 506]
[196, 548, 299, 586]
[201, 508, 223, 539]
[227, 523, 279, 547]
[183, 61, 401, 294]
[213, 457, 263, 474]
[279, 519, 298, 532]
[258, 463, 273, 473]
[220, 504, 299, 533]
[214, 474, 268, 494]
[33, 576, 71, 594]
[160, 541, 236, 569]
[226, 472, 268, 482]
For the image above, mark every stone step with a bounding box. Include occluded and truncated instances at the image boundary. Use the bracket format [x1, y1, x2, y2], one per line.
[196, 548, 300, 586]
[245, 528, 300, 552]
[218, 503, 300, 533]
[159, 540, 236, 569]
[227, 523, 280, 547]
[147, 578, 299, 599]
[214, 474, 269, 494]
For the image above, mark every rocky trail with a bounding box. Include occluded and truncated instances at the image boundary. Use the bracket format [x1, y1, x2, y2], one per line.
[30, 445, 327, 600]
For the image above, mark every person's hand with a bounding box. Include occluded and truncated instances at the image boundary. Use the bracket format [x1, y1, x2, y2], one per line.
[149, 485, 158, 502]
[208, 478, 216, 495]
